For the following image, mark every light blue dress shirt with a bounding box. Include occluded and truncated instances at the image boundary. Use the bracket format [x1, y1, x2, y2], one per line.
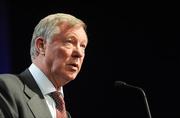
[29, 63, 64, 118]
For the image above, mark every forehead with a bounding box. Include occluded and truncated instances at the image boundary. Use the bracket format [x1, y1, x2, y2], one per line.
[60, 24, 88, 42]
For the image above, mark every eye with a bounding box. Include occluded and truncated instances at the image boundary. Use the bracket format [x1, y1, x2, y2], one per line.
[64, 37, 75, 45]
[65, 37, 73, 43]
[81, 44, 86, 49]
[80, 44, 87, 53]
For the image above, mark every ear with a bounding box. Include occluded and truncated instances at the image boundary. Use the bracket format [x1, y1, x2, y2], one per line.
[35, 37, 46, 55]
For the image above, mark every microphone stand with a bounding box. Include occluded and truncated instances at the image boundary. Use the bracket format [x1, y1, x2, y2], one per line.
[115, 81, 152, 118]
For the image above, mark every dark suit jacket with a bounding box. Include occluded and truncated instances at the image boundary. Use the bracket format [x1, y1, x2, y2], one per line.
[0, 69, 71, 118]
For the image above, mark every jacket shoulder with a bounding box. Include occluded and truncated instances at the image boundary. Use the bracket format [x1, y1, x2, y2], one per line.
[0, 74, 21, 82]
[0, 74, 19, 80]
[0, 74, 23, 90]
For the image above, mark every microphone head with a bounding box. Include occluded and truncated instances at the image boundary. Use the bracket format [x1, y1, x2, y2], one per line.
[114, 81, 127, 87]
[114, 81, 152, 118]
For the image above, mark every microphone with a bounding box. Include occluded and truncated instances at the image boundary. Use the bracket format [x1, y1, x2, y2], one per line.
[114, 81, 152, 118]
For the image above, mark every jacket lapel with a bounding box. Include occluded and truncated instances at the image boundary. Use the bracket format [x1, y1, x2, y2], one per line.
[19, 69, 52, 118]
[25, 85, 52, 118]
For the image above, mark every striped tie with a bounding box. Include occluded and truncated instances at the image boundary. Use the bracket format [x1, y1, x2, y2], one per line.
[50, 91, 67, 118]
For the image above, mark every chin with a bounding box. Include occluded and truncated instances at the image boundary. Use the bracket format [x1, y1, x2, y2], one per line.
[63, 77, 75, 85]
[64, 74, 76, 81]
[68, 76, 76, 81]
[67, 72, 78, 79]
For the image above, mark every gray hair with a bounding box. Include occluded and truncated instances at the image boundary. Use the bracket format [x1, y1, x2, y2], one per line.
[30, 13, 86, 60]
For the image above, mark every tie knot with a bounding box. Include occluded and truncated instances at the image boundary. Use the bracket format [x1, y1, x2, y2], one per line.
[50, 91, 65, 111]
[51, 91, 62, 98]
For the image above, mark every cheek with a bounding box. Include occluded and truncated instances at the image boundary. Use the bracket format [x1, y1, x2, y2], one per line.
[52, 48, 72, 66]
[46, 47, 66, 64]
[56, 48, 70, 60]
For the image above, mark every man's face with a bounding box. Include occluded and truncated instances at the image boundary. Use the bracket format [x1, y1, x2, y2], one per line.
[44, 25, 88, 85]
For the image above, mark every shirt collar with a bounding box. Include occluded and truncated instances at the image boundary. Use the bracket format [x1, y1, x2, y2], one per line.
[28, 63, 63, 96]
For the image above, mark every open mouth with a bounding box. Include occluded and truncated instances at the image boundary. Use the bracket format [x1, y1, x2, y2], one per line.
[68, 63, 79, 70]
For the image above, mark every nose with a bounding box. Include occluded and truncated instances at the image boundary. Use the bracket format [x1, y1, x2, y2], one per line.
[72, 46, 85, 58]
